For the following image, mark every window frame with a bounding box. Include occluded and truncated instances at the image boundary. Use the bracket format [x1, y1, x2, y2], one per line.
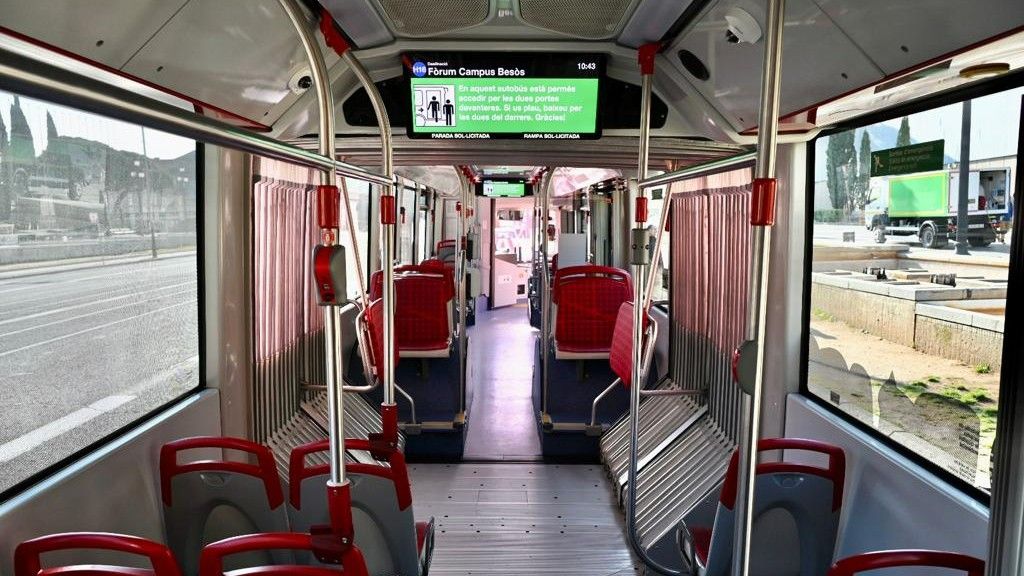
[800, 70, 1024, 504]
[0, 140, 206, 503]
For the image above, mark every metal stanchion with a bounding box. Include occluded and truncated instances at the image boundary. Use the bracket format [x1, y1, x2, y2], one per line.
[539, 169, 553, 425]
[623, 42, 686, 576]
[731, 0, 786, 574]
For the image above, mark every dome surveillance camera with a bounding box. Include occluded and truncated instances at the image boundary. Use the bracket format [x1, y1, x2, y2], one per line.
[724, 7, 762, 45]
[287, 67, 313, 94]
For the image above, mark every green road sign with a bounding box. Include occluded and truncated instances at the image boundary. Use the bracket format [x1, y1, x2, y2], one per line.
[871, 139, 945, 177]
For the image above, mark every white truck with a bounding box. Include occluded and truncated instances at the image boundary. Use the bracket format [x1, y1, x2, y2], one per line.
[863, 168, 1012, 248]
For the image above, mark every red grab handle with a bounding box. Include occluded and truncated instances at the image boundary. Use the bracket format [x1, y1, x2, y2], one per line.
[828, 550, 985, 575]
[159, 436, 283, 508]
[288, 439, 412, 511]
[15, 532, 182, 576]
[721, 438, 846, 512]
[199, 533, 367, 576]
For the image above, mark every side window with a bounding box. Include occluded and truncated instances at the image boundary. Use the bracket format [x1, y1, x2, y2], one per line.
[647, 190, 670, 302]
[342, 178, 370, 299]
[806, 86, 1023, 493]
[0, 91, 200, 495]
[399, 183, 416, 265]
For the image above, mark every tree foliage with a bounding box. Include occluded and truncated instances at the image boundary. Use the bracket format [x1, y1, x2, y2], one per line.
[849, 130, 875, 211]
[897, 116, 912, 147]
[825, 130, 856, 213]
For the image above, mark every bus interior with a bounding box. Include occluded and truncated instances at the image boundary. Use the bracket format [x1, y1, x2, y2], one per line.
[1, 1, 1024, 575]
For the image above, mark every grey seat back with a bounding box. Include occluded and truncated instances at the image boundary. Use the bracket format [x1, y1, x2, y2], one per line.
[160, 436, 292, 576]
[288, 440, 423, 576]
[701, 439, 846, 576]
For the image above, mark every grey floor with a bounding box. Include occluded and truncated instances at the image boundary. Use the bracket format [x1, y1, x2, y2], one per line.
[463, 304, 542, 460]
[409, 462, 639, 575]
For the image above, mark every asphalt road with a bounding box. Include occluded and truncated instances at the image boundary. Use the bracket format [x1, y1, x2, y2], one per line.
[0, 254, 199, 493]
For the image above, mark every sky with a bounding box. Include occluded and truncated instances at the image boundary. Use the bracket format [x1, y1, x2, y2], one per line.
[0, 91, 195, 160]
[814, 86, 1023, 182]
[885, 86, 1024, 161]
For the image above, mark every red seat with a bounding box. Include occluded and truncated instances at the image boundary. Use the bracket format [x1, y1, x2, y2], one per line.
[15, 533, 183, 576]
[369, 264, 454, 302]
[609, 302, 651, 388]
[681, 438, 846, 576]
[363, 298, 398, 380]
[828, 551, 985, 575]
[687, 526, 712, 567]
[551, 266, 632, 359]
[367, 270, 454, 358]
[159, 437, 291, 576]
[288, 439, 434, 575]
[199, 533, 367, 576]
[395, 273, 453, 357]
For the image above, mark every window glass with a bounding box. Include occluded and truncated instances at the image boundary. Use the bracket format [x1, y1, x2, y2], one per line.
[647, 190, 671, 302]
[400, 184, 416, 265]
[341, 178, 370, 299]
[0, 92, 199, 494]
[807, 86, 1023, 492]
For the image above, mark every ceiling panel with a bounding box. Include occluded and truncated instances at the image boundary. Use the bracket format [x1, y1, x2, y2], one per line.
[674, 0, 883, 130]
[518, 0, 639, 40]
[375, 0, 490, 37]
[813, 0, 1024, 76]
[619, 0, 700, 48]
[321, 0, 394, 48]
[0, 0, 190, 68]
[122, 0, 328, 124]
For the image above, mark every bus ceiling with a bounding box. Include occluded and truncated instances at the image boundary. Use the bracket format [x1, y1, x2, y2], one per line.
[0, 1, 1020, 146]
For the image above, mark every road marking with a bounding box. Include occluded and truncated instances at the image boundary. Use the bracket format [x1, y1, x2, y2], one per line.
[0, 257, 191, 294]
[0, 395, 135, 462]
[0, 281, 197, 329]
[0, 300, 194, 358]
[0, 288, 197, 340]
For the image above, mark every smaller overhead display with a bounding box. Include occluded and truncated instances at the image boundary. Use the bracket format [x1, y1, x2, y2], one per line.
[477, 179, 531, 198]
[405, 52, 603, 140]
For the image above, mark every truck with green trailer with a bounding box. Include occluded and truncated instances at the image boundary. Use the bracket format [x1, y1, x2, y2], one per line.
[864, 168, 1011, 248]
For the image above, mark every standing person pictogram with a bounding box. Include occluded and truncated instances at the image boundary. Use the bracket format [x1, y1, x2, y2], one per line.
[428, 96, 440, 122]
[443, 99, 455, 126]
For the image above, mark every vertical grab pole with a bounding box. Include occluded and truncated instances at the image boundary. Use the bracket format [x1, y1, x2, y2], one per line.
[328, 19, 399, 442]
[539, 169, 553, 424]
[732, 0, 785, 574]
[457, 173, 470, 421]
[279, 6, 364, 565]
[277, 0, 342, 485]
[624, 42, 684, 576]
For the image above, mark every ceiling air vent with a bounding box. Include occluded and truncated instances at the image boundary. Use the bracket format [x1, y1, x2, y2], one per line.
[519, 0, 637, 39]
[375, 0, 490, 37]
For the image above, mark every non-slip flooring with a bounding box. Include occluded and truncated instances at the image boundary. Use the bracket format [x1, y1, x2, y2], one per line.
[409, 462, 640, 575]
[463, 304, 542, 460]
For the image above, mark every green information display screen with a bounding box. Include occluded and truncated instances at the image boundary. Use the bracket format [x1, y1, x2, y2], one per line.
[405, 52, 603, 140]
[482, 181, 526, 198]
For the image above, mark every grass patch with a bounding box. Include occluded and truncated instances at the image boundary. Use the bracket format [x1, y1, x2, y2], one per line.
[975, 364, 992, 374]
[940, 386, 994, 406]
[812, 308, 836, 322]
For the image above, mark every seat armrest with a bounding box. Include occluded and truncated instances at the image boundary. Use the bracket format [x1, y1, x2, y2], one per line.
[676, 522, 709, 572]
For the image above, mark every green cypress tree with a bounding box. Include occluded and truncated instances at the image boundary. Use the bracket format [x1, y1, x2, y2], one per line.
[897, 116, 911, 147]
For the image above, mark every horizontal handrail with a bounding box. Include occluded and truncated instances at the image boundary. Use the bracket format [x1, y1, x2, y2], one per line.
[638, 151, 756, 190]
[0, 46, 392, 187]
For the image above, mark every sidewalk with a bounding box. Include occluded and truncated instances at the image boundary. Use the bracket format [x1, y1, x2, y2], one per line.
[903, 247, 1010, 269]
[0, 249, 197, 280]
